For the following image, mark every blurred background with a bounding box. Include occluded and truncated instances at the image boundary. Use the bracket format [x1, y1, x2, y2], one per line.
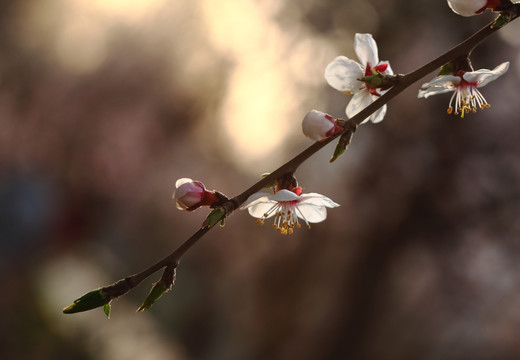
[1, 0, 520, 359]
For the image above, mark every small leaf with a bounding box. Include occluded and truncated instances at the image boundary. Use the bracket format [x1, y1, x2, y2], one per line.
[492, 14, 509, 29]
[330, 129, 355, 163]
[329, 142, 346, 163]
[103, 303, 111, 319]
[202, 208, 226, 228]
[63, 288, 109, 314]
[137, 282, 169, 313]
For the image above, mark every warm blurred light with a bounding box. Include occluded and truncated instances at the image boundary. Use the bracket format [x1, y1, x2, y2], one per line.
[202, 0, 291, 163]
[18, 0, 166, 74]
[87, 0, 165, 22]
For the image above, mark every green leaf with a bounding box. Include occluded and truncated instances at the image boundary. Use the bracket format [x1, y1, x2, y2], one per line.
[329, 142, 346, 163]
[103, 303, 111, 319]
[202, 208, 226, 228]
[63, 288, 109, 314]
[136, 282, 169, 313]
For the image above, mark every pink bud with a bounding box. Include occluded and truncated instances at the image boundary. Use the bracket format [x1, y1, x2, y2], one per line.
[173, 178, 206, 210]
[302, 110, 341, 141]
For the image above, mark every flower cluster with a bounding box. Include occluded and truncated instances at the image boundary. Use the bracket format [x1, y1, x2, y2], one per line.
[325, 33, 393, 124]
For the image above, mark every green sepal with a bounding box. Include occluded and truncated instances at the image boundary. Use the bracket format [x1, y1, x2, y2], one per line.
[137, 282, 169, 313]
[103, 302, 112, 318]
[359, 73, 396, 90]
[492, 14, 509, 29]
[437, 63, 454, 76]
[63, 288, 109, 314]
[202, 208, 226, 228]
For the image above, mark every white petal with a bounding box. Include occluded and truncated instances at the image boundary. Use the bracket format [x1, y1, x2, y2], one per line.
[465, 62, 509, 87]
[295, 204, 328, 223]
[247, 201, 278, 219]
[354, 33, 379, 67]
[240, 192, 272, 209]
[369, 104, 387, 123]
[325, 56, 364, 92]
[346, 89, 373, 124]
[447, 0, 487, 16]
[417, 75, 459, 98]
[270, 189, 301, 202]
[299, 193, 340, 208]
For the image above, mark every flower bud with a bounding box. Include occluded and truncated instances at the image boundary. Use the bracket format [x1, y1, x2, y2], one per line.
[447, 0, 499, 16]
[302, 110, 342, 141]
[173, 178, 207, 211]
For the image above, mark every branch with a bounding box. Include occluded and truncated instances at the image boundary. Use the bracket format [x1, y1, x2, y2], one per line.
[63, 10, 519, 315]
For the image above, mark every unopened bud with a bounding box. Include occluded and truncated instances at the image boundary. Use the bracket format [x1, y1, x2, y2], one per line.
[173, 178, 206, 210]
[302, 110, 343, 141]
[447, 0, 500, 17]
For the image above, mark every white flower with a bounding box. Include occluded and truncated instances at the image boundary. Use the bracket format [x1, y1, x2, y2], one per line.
[447, 0, 495, 16]
[241, 189, 339, 235]
[302, 110, 341, 141]
[418, 62, 509, 117]
[325, 33, 393, 124]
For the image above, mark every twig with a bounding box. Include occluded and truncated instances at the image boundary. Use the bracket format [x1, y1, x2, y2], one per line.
[63, 10, 519, 314]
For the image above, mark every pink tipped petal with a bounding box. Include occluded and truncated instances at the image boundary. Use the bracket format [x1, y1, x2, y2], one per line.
[346, 90, 373, 123]
[354, 33, 379, 68]
[325, 56, 364, 92]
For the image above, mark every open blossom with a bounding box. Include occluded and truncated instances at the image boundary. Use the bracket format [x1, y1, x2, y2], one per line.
[325, 33, 393, 124]
[241, 187, 339, 235]
[447, 0, 502, 16]
[418, 62, 509, 117]
[173, 178, 219, 211]
[302, 110, 343, 141]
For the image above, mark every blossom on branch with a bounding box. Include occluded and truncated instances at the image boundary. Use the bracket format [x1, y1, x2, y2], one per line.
[302, 110, 344, 141]
[418, 62, 509, 118]
[447, 0, 503, 16]
[173, 178, 225, 211]
[241, 187, 339, 235]
[325, 33, 393, 124]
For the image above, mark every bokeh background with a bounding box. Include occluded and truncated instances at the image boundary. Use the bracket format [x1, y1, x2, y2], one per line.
[1, 0, 520, 359]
